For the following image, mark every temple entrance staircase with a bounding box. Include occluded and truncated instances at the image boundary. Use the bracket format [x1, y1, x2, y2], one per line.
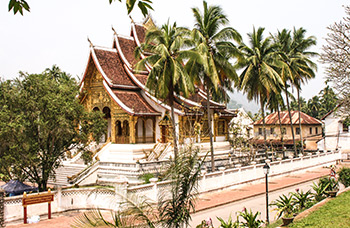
[50, 141, 231, 187]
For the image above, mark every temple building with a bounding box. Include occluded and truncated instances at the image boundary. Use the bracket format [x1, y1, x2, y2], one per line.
[79, 17, 235, 149]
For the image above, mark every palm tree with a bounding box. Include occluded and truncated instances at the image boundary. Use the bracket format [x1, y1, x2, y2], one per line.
[272, 29, 298, 155]
[273, 28, 317, 155]
[72, 146, 205, 228]
[290, 28, 317, 154]
[135, 22, 198, 161]
[237, 27, 283, 157]
[188, 0, 241, 171]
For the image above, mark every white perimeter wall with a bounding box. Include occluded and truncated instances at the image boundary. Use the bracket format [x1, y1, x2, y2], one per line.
[4, 151, 340, 223]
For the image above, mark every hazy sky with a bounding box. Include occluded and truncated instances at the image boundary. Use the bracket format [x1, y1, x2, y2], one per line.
[0, 0, 348, 100]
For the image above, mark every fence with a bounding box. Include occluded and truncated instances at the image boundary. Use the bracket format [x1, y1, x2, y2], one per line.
[3, 151, 340, 223]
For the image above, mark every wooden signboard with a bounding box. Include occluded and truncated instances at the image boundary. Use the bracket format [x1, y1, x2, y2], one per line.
[22, 189, 54, 224]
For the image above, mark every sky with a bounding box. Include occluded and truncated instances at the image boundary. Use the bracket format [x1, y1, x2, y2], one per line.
[0, 0, 349, 102]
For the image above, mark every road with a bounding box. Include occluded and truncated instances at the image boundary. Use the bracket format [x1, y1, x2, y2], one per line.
[190, 180, 316, 227]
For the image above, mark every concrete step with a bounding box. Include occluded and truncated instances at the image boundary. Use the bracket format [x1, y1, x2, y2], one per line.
[48, 164, 86, 186]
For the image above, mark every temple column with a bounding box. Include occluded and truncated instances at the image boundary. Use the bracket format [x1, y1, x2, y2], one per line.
[129, 116, 137, 144]
[111, 115, 116, 143]
[153, 117, 156, 143]
[214, 113, 219, 142]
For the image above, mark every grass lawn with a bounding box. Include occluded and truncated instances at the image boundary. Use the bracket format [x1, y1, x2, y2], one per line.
[288, 191, 350, 228]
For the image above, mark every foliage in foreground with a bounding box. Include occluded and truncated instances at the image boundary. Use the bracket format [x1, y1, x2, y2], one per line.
[0, 66, 106, 191]
[338, 167, 350, 187]
[8, 0, 153, 16]
[72, 146, 205, 228]
[289, 191, 350, 228]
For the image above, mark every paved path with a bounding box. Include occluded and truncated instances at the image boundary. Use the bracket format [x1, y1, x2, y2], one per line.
[6, 166, 330, 228]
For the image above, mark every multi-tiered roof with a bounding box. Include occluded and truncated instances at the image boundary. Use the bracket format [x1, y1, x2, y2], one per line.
[80, 17, 235, 117]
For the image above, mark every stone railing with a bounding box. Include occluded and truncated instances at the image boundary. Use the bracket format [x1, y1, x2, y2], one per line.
[3, 151, 340, 223]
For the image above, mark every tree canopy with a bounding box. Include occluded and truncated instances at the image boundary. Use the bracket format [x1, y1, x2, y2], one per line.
[0, 66, 106, 191]
[8, 0, 153, 16]
[321, 5, 350, 113]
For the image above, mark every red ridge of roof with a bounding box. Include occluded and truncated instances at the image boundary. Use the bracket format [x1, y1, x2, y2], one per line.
[112, 90, 160, 115]
[93, 48, 137, 87]
[254, 111, 322, 125]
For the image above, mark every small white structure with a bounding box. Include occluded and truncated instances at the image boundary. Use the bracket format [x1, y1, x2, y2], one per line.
[229, 108, 254, 140]
[317, 104, 350, 152]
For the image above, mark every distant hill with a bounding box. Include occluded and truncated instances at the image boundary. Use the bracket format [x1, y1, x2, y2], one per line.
[227, 91, 259, 114]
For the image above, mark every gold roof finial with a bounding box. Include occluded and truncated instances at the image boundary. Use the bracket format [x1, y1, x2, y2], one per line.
[129, 15, 134, 23]
[87, 37, 93, 47]
[112, 26, 117, 35]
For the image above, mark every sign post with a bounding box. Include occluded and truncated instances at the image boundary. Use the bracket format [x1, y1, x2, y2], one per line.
[22, 189, 54, 224]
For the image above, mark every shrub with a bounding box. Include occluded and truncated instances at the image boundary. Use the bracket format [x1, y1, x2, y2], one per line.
[239, 208, 264, 228]
[338, 167, 350, 187]
[138, 173, 155, 184]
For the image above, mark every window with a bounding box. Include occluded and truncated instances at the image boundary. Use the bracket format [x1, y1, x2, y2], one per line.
[315, 127, 318, 135]
[296, 128, 300, 135]
[270, 127, 275, 135]
[309, 127, 312, 135]
[258, 128, 263, 135]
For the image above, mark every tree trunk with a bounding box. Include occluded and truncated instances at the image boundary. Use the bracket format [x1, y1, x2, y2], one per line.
[297, 85, 304, 154]
[261, 101, 268, 159]
[284, 86, 297, 156]
[277, 106, 285, 158]
[206, 84, 215, 172]
[169, 95, 178, 162]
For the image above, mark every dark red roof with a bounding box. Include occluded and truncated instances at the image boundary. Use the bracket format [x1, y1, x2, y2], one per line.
[134, 24, 146, 43]
[112, 90, 160, 115]
[254, 111, 322, 125]
[250, 139, 297, 145]
[134, 73, 148, 85]
[93, 48, 137, 87]
[117, 36, 138, 67]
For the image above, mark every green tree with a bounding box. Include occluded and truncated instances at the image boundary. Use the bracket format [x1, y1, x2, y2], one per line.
[188, 0, 241, 171]
[135, 22, 197, 161]
[272, 28, 317, 155]
[318, 85, 338, 118]
[0, 66, 106, 191]
[290, 28, 317, 154]
[8, 0, 153, 16]
[238, 27, 283, 156]
[306, 95, 321, 118]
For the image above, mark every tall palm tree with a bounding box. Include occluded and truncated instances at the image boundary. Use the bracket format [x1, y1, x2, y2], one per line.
[238, 27, 283, 158]
[273, 28, 316, 155]
[135, 22, 198, 161]
[188, 0, 241, 171]
[272, 29, 298, 155]
[291, 28, 317, 154]
[273, 28, 317, 155]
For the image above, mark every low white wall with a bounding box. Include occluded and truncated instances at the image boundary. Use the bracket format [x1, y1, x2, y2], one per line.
[4, 151, 340, 223]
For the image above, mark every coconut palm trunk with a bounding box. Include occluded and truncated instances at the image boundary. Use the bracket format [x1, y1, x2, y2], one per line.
[169, 85, 179, 162]
[206, 81, 215, 171]
[277, 106, 285, 158]
[297, 84, 304, 154]
[284, 86, 297, 156]
[261, 101, 268, 158]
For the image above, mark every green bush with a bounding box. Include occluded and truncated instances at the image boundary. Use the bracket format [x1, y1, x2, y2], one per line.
[338, 167, 350, 187]
[138, 173, 155, 184]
